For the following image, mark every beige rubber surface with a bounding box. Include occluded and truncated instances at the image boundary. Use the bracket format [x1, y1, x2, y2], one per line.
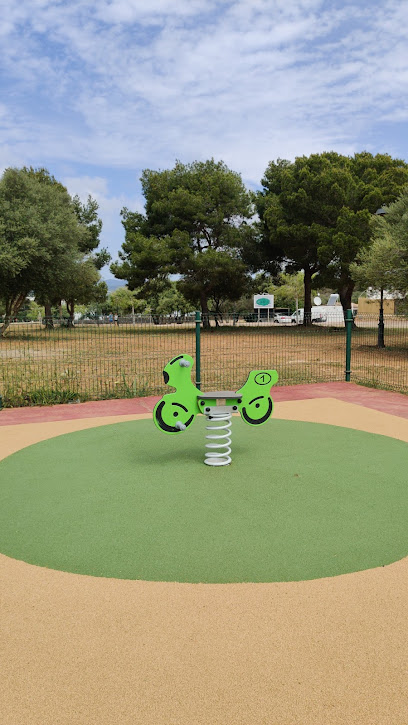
[1, 399, 408, 724]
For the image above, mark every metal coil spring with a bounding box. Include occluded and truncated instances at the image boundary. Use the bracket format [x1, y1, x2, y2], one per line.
[204, 412, 232, 466]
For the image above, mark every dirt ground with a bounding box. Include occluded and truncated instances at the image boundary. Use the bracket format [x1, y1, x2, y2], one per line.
[1, 388, 408, 724]
[0, 320, 407, 406]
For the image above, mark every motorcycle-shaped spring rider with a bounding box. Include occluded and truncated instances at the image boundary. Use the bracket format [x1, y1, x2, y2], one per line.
[153, 354, 278, 466]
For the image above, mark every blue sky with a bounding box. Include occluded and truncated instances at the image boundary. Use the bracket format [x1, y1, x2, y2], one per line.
[2, 0, 408, 279]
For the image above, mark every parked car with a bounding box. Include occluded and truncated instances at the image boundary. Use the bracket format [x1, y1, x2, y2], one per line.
[273, 313, 293, 324]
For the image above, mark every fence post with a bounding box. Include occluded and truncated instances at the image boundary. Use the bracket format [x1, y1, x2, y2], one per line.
[195, 310, 201, 390]
[378, 288, 385, 348]
[345, 308, 353, 381]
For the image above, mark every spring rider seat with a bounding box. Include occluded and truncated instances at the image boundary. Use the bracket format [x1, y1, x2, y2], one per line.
[153, 354, 278, 466]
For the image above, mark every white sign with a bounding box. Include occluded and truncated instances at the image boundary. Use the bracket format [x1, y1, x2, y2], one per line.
[253, 294, 274, 309]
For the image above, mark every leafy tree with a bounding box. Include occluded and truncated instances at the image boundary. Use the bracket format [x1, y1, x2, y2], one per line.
[14, 297, 32, 321]
[22, 166, 67, 193]
[109, 286, 147, 316]
[272, 271, 306, 310]
[78, 303, 105, 320]
[111, 159, 255, 326]
[24, 300, 44, 322]
[0, 168, 84, 335]
[318, 152, 408, 313]
[33, 251, 108, 327]
[144, 280, 194, 316]
[255, 152, 408, 324]
[176, 246, 252, 320]
[66, 194, 109, 322]
[22, 171, 108, 324]
[72, 194, 110, 269]
[351, 187, 408, 296]
[0, 167, 109, 331]
[350, 232, 404, 296]
[62, 257, 108, 323]
[254, 153, 353, 323]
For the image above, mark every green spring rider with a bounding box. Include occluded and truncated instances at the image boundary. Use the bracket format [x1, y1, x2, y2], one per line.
[153, 354, 278, 466]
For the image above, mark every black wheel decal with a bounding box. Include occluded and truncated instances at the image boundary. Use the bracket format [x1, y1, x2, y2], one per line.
[155, 400, 194, 433]
[241, 398, 273, 425]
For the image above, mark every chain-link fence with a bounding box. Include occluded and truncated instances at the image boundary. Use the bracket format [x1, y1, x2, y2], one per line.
[352, 314, 408, 394]
[0, 311, 407, 407]
[199, 312, 346, 391]
[0, 315, 196, 407]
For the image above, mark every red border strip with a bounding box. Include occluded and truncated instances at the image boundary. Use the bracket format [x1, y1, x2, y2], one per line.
[0, 383, 407, 426]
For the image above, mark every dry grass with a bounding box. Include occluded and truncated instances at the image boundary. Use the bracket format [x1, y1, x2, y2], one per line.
[0, 318, 407, 407]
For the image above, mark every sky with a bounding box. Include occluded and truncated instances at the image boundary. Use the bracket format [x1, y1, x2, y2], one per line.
[2, 0, 408, 279]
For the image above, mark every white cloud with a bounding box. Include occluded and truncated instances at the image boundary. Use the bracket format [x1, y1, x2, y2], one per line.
[95, 0, 219, 24]
[2, 0, 408, 262]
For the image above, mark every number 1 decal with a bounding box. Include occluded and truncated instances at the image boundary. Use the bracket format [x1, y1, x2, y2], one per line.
[254, 372, 272, 385]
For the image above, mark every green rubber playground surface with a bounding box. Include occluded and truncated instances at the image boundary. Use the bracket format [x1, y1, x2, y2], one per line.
[0, 418, 407, 583]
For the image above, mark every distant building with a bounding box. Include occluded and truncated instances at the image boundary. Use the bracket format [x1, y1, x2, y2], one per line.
[358, 289, 402, 315]
[358, 297, 396, 314]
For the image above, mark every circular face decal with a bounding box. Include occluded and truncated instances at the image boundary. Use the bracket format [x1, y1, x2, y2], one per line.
[155, 400, 194, 433]
[254, 372, 272, 385]
[241, 396, 273, 425]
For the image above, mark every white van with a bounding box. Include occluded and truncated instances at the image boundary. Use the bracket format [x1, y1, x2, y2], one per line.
[291, 306, 345, 325]
[291, 307, 327, 324]
[323, 306, 345, 325]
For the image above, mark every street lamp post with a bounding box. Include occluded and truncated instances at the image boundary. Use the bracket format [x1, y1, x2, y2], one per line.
[375, 208, 387, 349]
[378, 287, 385, 348]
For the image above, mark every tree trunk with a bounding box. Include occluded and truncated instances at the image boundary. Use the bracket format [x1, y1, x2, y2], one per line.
[303, 267, 313, 326]
[213, 299, 223, 328]
[0, 316, 11, 337]
[0, 294, 27, 337]
[66, 300, 75, 327]
[339, 282, 355, 327]
[200, 292, 211, 328]
[44, 302, 54, 329]
[0, 301, 12, 336]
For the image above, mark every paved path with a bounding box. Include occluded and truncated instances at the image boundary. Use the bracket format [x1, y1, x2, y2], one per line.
[1, 384, 408, 725]
[1, 381, 407, 425]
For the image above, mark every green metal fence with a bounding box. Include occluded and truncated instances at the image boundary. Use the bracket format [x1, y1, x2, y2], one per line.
[0, 316, 196, 407]
[199, 312, 347, 392]
[0, 311, 407, 407]
[351, 314, 408, 394]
